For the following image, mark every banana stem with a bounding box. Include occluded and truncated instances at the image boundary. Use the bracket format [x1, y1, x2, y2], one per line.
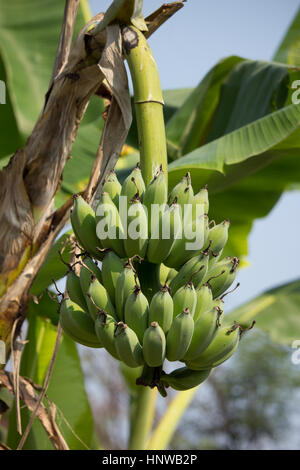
[123, 26, 168, 186]
[124, 25, 167, 449]
[128, 387, 157, 450]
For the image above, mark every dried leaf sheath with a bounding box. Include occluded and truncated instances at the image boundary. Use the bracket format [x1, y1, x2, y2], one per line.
[0, 15, 133, 356]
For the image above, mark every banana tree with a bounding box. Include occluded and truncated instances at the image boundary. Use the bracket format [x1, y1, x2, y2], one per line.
[0, 0, 300, 451]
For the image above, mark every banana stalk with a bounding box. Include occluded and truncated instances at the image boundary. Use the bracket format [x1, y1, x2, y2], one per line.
[123, 18, 168, 450]
[123, 26, 168, 186]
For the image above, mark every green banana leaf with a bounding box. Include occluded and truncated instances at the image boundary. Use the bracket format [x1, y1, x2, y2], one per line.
[0, 0, 107, 202]
[0, 55, 22, 158]
[273, 6, 300, 66]
[166, 58, 300, 258]
[6, 305, 98, 450]
[225, 279, 300, 346]
[30, 232, 72, 296]
[166, 56, 245, 161]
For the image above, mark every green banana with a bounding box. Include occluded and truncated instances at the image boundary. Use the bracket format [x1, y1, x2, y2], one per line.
[148, 284, 173, 333]
[204, 219, 230, 255]
[164, 214, 208, 269]
[120, 164, 146, 203]
[159, 263, 171, 286]
[172, 282, 197, 318]
[101, 250, 123, 304]
[168, 172, 194, 209]
[208, 248, 223, 270]
[147, 202, 182, 264]
[66, 270, 88, 311]
[114, 322, 144, 368]
[169, 253, 209, 294]
[94, 310, 119, 360]
[80, 257, 102, 296]
[192, 186, 209, 219]
[124, 284, 149, 343]
[166, 308, 194, 361]
[87, 277, 116, 321]
[143, 167, 168, 235]
[166, 267, 178, 285]
[185, 323, 241, 370]
[143, 322, 166, 367]
[70, 195, 102, 259]
[95, 192, 126, 258]
[161, 367, 211, 391]
[124, 196, 148, 258]
[183, 306, 222, 361]
[115, 260, 137, 321]
[204, 256, 239, 299]
[60, 299, 102, 348]
[193, 284, 213, 322]
[212, 298, 224, 310]
[102, 170, 122, 207]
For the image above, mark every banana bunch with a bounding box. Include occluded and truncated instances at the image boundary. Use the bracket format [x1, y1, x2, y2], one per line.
[61, 166, 252, 396]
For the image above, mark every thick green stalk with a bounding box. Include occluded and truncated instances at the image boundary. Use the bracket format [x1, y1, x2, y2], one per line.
[147, 389, 197, 450]
[124, 26, 168, 186]
[129, 387, 157, 450]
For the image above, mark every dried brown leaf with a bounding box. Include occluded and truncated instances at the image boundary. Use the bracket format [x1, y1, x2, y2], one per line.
[0, 371, 69, 450]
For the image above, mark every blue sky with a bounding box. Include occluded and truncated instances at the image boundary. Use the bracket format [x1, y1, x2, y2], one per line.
[90, 0, 300, 89]
[89, 0, 300, 313]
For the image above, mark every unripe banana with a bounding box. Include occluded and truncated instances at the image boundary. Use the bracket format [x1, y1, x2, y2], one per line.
[80, 257, 102, 296]
[208, 248, 223, 270]
[120, 164, 146, 203]
[66, 270, 88, 311]
[143, 167, 168, 235]
[143, 322, 166, 367]
[87, 277, 116, 321]
[172, 282, 197, 318]
[115, 260, 137, 321]
[164, 215, 208, 269]
[185, 323, 241, 370]
[204, 219, 230, 255]
[124, 284, 149, 343]
[204, 256, 239, 299]
[166, 267, 178, 285]
[60, 299, 102, 348]
[102, 170, 122, 207]
[124, 196, 148, 258]
[94, 310, 119, 360]
[192, 186, 209, 219]
[161, 367, 211, 391]
[95, 192, 126, 258]
[70, 196, 102, 259]
[168, 172, 194, 209]
[101, 251, 123, 305]
[212, 298, 224, 310]
[147, 202, 182, 264]
[148, 284, 173, 333]
[183, 306, 222, 361]
[159, 263, 171, 286]
[193, 284, 213, 322]
[166, 308, 194, 361]
[170, 253, 209, 294]
[114, 322, 144, 368]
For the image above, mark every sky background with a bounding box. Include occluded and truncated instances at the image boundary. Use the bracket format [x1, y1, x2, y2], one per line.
[89, 0, 300, 315]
